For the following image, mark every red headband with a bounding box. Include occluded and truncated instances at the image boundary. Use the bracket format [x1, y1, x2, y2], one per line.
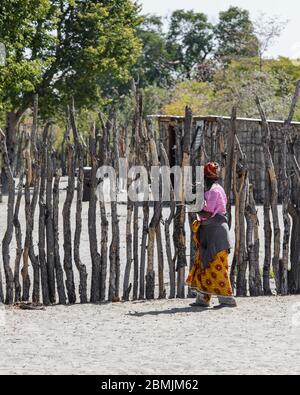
[204, 162, 220, 180]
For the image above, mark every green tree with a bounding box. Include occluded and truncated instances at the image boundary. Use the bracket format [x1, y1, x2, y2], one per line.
[167, 10, 214, 80]
[133, 15, 173, 88]
[215, 6, 259, 62]
[0, 0, 141, 176]
[265, 57, 300, 96]
[161, 58, 300, 121]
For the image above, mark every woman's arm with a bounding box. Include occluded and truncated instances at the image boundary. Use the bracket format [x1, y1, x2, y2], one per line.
[197, 211, 212, 220]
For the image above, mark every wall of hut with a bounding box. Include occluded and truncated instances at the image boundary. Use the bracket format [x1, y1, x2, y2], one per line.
[155, 115, 300, 203]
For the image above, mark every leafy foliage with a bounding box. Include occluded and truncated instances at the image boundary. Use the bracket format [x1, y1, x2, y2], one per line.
[0, 0, 142, 120]
[215, 6, 259, 61]
[166, 10, 214, 80]
[162, 58, 300, 121]
[133, 15, 173, 88]
[0, 2, 299, 131]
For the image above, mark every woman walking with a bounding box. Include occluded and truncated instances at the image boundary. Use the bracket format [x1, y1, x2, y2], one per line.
[186, 162, 237, 308]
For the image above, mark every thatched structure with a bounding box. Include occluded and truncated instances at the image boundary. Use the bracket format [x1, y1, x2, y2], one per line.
[149, 114, 300, 203]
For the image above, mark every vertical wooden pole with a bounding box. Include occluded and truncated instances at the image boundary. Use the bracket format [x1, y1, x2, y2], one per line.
[46, 129, 56, 304]
[225, 108, 237, 229]
[98, 113, 110, 302]
[109, 120, 121, 302]
[133, 93, 142, 301]
[146, 120, 162, 300]
[22, 129, 32, 301]
[256, 96, 281, 294]
[245, 184, 263, 296]
[70, 98, 88, 303]
[139, 123, 150, 300]
[14, 171, 24, 303]
[231, 135, 248, 295]
[0, 128, 15, 304]
[284, 81, 300, 293]
[23, 95, 40, 303]
[157, 127, 165, 299]
[123, 119, 134, 300]
[53, 166, 67, 304]
[39, 123, 51, 306]
[62, 110, 76, 305]
[22, 129, 33, 302]
[160, 143, 176, 299]
[175, 107, 192, 299]
[89, 123, 102, 303]
[123, 87, 141, 301]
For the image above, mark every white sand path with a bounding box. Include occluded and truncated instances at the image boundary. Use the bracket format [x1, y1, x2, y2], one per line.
[1, 296, 300, 375]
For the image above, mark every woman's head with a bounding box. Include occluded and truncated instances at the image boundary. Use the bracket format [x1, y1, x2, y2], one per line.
[204, 162, 220, 189]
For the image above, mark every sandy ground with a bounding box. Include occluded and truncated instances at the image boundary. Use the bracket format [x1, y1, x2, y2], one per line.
[1, 295, 300, 375]
[0, 178, 299, 375]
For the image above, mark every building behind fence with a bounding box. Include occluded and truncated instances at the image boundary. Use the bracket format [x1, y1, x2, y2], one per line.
[149, 115, 300, 203]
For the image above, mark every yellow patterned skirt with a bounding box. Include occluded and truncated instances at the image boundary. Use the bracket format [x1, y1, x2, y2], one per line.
[186, 220, 234, 298]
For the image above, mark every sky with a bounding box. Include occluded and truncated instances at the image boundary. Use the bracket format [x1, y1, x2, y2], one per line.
[138, 0, 300, 59]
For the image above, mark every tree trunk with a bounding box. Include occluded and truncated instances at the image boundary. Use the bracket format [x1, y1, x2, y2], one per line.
[174, 107, 192, 299]
[236, 170, 248, 297]
[0, 263, 3, 304]
[139, 200, 149, 300]
[53, 169, 67, 304]
[1, 112, 18, 194]
[160, 143, 176, 299]
[256, 96, 281, 293]
[263, 174, 273, 295]
[99, 200, 108, 302]
[123, 194, 133, 301]
[29, 166, 40, 304]
[288, 203, 300, 293]
[15, 130, 24, 177]
[22, 131, 32, 301]
[45, 137, 56, 304]
[98, 112, 112, 302]
[231, 136, 248, 296]
[283, 81, 300, 294]
[62, 114, 76, 305]
[156, 224, 166, 299]
[38, 124, 51, 306]
[70, 98, 88, 303]
[109, 124, 120, 302]
[13, 171, 24, 303]
[0, 129, 16, 304]
[225, 108, 237, 228]
[146, 121, 162, 300]
[281, 136, 291, 295]
[123, 138, 135, 302]
[138, 127, 150, 301]
[23, 95, 39, 303]
[132, 203, 139, 301]
[123, 97, 140, 301]
[245, 185, 263, 296]
[109, 199, 120, 302]
[89, 124, 101, 303]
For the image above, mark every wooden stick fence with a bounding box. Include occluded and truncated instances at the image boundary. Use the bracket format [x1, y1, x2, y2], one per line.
[0, 83, 300, 306]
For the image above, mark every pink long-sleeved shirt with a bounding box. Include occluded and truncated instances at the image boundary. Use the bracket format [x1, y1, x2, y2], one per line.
[201, 183, 227, 219]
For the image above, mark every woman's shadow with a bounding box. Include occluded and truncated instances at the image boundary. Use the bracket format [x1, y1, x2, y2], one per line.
[127, 305, 214, 317]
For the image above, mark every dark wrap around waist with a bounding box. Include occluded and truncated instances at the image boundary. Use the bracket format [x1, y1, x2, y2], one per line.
[199, 214, 233, 269]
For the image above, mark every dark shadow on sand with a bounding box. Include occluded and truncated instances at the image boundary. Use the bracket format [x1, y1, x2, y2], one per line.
[127, 306, 214, 317]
